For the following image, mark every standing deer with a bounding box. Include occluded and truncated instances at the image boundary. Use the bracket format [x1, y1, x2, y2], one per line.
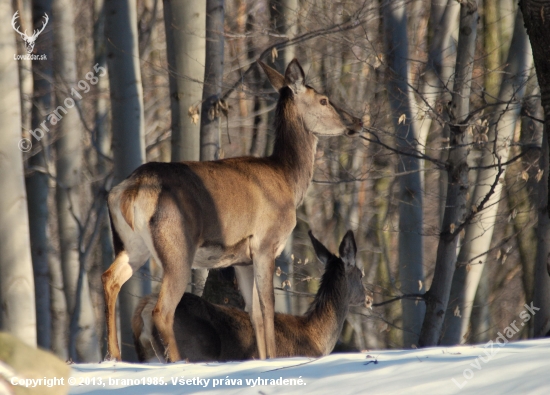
[133, 231, 372, 362]
[102, 58, 363, 362]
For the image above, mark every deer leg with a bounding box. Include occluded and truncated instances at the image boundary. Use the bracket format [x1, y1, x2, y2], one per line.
[102, 251, 133, 361]
[234, 265, 254, 312]
[152, 263, 190, 362]
[253, 255, 276, 359]
[252, 278, 268, 359]
[234, 265, 266, 359]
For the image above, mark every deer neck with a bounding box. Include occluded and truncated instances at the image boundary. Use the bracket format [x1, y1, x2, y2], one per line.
[305, 263, 349, 353]
[270, 92, 318, 207]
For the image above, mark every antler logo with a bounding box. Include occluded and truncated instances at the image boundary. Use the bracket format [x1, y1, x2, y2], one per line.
[11, 11, 49, 54]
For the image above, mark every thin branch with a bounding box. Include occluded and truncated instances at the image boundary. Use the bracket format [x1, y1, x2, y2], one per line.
[371, 293, 426, 307]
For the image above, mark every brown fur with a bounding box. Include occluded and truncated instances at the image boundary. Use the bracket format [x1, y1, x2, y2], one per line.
[133, 231, 372, 362]
[102, 59, 363, 362]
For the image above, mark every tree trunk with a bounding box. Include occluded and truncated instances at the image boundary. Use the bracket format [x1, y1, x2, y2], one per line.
[17, 0, 33, 131]
[417, 0, 459, 149]
[53, 0, 101, 362]
[483, 0, 501, 103]
[164, 0, 207, 295]
[0, 0, 36, 346]
[25, 0, 53, 351]
[200, 0, 224, 162]
[165, 0, 205, 163]
[49, 253, 68, 359]
[519, 0, 550, 218]
[440, 9, 532, 345]
[382, 0, 425, 348]
[105, 0, 147, 361]
[417, 0, 459, 224]
[418, 0, 478, 347]
[534, 132, 550, 336]
[93, 0, 113, 358]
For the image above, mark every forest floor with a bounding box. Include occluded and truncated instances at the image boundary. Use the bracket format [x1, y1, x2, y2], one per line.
[68, 338, 550, 394]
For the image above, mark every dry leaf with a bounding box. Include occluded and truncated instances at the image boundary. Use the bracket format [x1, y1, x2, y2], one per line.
[460, 228, 466, 238]
[271, 47, 278, 62]
[379, 323, 389, 333]
[188, 105, 200, 124]
[291, 254, 295, 261]
[449, 223, 456, 234]
[466, 264, 471, 273]
[471, 205, 478, 213]
[398, 113, 406, 125]
[418, 280, 423, 291]
[275, 266, 282, 277]
[454, 305, 461, 318]
[304, 258, 309, 265]
[536, 169, 544, 182]
[496, 249, 502, 260]
[282, 279, 291, 289]
[521, 171, 529, 182]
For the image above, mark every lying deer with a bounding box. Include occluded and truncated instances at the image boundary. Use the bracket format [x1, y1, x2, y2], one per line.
[102, 58, 363, 361]
[133, 230, 372, 362]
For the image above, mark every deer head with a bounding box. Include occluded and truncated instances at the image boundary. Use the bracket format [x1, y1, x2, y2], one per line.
[12, 11, 49, 54]
[309, 230, 370, 308]
[258, 59, 363, 137]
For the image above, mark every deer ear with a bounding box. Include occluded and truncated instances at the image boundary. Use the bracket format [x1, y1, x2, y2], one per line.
[258, 60, 285, 92]
[339, 230, 357, 268]
[308, 230, 331, 266]
[284, 59, 306, 94]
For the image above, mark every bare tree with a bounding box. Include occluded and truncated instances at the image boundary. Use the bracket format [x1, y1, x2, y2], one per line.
[25, 0, 52, 350]
[382, 0, 425, 348]
[0, 0, 36, 346]
[165, 0, 205, 163]
[441, 9, 532, 345]
[418, 0, 478, 347]
[519, 1, 550, 215]
[53, 0, 101, 362]
[200, 0, 225, 162]
[104, 0, 147, 361]
[534, 132, 550, 336]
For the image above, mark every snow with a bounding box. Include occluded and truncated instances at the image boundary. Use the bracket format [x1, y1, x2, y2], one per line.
[68, 338, 550, 395]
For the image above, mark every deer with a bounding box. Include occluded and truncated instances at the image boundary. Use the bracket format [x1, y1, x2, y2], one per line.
[132, 230, 372, 362]
[11, 11, 49, 54]
[102, 58, 363, 362]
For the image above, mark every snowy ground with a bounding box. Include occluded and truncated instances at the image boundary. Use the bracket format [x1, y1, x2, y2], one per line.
[66, 338, 550, 395]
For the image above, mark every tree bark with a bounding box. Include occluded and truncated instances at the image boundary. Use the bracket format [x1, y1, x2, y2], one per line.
[418, 0, 478, 347]
[53, 0, 101, 362]
[534, 132, 550, 336]
[440, 9, 532, 345]
[200, 0, 225, 162]
[165, 0, 205, 163]
[25, 0, 53, 351]
[417, 0, 459, 149]
[0, 0, 36, 346]
[383, 0, 425, 348]
[105, 0, 147, 361]
[519, 0, 550, 219]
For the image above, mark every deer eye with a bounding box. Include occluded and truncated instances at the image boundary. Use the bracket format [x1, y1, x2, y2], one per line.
[320, 98, 328, 106]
